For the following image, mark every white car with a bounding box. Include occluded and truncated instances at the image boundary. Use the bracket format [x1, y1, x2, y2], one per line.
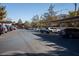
[2, 25, 8, 33]
[48, 27, 61, 33]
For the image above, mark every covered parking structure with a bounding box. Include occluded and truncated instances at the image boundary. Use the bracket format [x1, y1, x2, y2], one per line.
[0, 20, 12, 25]
[50, 16, 79, 28]
[59, 16, 79, 27]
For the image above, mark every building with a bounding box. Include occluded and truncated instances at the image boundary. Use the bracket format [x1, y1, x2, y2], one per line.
[0, 18, 12, 25]
[50, 16, 79, 27]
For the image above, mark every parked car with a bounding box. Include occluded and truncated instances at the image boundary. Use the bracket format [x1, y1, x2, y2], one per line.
[2, 25, 8, 33]
[0, 24, 8, 35]
[5, 25, 11, 32]
[40, 28, 51, 34]
[34, 28, 40, 32]
[9, 25, 17, 31]
[12, 26, 17, 30]
[59, 28, 79, 38]
[0, 24, 4, 34]
[48, 27, 61, 33]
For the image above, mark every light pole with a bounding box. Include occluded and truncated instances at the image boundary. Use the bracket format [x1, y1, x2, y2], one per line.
[74, 3, 77, 11]
[74, 3, 77, 16]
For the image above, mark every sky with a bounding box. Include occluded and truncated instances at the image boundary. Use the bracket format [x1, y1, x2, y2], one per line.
[2, 3, 79, 23]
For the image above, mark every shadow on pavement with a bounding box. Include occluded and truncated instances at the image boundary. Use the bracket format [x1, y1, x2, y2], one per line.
[33, 33, 79, 56]
[0, 51, 77, 56]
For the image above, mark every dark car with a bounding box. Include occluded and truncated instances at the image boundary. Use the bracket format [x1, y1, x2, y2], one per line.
[59, 28, 79, 38]
[0, 24, 3, 34]
[40, 28, 51, 34]
[9, 25, 17, 31]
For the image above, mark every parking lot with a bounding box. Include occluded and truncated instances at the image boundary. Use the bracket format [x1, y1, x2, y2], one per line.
[0, 29, 79, 56]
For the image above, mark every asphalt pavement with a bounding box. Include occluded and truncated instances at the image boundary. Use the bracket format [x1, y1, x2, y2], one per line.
[0, 29, 79, 56]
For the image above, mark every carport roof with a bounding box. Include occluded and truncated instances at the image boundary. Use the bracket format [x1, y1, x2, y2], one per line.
[0, 20, 12, 23]
[50, 16, 79, 22]
[60, 16, 79, 21]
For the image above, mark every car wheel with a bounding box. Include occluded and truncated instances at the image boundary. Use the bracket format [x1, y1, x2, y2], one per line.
[5, 31, 7, 33]
[46, 32, 49, 34]
[0, 33, 1, 35]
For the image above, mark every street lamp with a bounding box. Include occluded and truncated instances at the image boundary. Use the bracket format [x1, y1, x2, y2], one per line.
[74, 3, 77, 16]
[74, 3, 77, 12]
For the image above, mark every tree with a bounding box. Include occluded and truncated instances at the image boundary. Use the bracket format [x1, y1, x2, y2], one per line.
[41, 4, 56, 21]
[43, 12, 49, 20]
[38, 4, 57, 27]
[32, 15, 39, 22]
[48, 4, 56, 16]
[24, 21, 29, 25]
[69, 11, 76, 17]
[69, 3, 79, 17]
[24, 20, 30, 27]
[17, 19, 23, 29]
[31, 4, 57, 28]
[0, 4, 6, 20]
[44, 4, 57, 27]
[18, 19, 23, 24]
[24, 21, 30, 29]
[31, 15, 39, 28]
[69, 8, 79, 17]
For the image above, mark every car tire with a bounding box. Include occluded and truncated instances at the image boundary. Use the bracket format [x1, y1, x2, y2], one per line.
[46, 32, 49, 34]
[2, 31, 5, 34]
